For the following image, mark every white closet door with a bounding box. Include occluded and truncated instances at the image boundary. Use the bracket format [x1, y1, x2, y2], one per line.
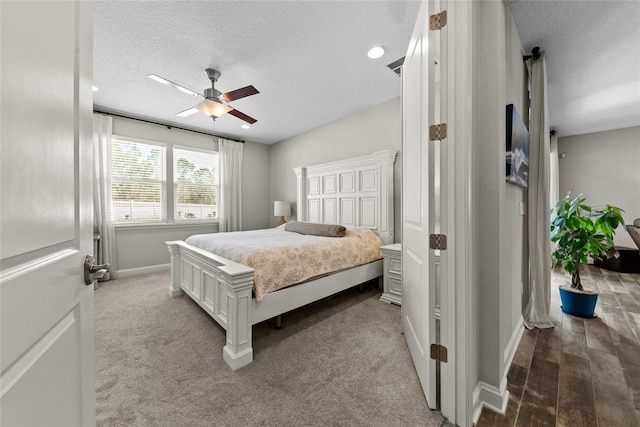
[402, 0, 439, 409]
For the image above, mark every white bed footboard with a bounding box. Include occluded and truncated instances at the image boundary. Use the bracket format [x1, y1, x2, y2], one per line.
[167, 240, 255, 370]
[167, 240, 384, 370]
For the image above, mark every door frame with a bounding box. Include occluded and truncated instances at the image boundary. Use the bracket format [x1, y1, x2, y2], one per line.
[437, 0, 474, 426]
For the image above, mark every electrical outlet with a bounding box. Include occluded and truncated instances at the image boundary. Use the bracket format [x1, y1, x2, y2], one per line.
[519, 201, 526, 215]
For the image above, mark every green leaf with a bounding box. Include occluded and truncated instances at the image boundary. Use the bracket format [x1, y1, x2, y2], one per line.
[550, 193, 624, 277]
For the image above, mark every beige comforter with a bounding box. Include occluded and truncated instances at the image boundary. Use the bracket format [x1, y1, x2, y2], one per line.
[185, 226, 384, 301]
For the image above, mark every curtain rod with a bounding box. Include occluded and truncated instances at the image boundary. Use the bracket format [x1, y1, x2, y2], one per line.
[523, 46, 543, 62]
[92, 109, 245, 143]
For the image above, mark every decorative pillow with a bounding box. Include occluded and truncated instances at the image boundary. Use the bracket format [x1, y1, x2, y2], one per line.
[285, 221, 347, 237]
[634, 218, 640, 228]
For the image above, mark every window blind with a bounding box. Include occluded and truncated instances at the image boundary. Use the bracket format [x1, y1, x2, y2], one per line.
[174, 147, 218, 220]
[111, 140, 166, 222]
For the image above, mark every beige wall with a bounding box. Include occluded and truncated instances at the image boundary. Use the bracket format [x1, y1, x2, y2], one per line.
[558, 126, 640, 248]
[269, 97, 403, 242]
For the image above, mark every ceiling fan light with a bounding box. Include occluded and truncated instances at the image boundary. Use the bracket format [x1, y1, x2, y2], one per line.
[195, 99, 233, 118]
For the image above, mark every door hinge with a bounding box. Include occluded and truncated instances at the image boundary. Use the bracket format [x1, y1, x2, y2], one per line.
[430, 11, 447, 30]
[430, 233, 447, 250]
[430, 344, 448, 363]
[429, 123, 447, 141]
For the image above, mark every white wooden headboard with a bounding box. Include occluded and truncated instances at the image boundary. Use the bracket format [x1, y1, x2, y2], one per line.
[293, 150, 397, 245]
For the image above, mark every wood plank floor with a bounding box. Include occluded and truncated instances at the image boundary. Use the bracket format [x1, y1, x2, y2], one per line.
[477, 265, 640, 427]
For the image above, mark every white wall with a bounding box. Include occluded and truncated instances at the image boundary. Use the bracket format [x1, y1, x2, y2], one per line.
[504, 6, 529, 353]
[109, 116, 270, 274]
[472, 1, 528, 410]
[269, 97, 403, 241]
[558, 126, 640, 248]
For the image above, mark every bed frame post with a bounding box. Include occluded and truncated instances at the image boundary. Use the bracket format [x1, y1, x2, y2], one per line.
[221, 271, 255, 370]
[373, 150, 397, 245]
[167, 242, 184, 297]
[294, 166, 307, 221]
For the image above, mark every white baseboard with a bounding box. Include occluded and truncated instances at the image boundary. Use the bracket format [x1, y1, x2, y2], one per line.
[114, 263, 170, 279]
[471, 317, 523, 424]
[504, 315, 524, 367]
[472, 379, 509, 423]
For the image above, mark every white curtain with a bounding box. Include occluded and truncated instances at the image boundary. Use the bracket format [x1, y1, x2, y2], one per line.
[93, 114, 116, 279]
[218, 138, 243, 232]
[523, 57, 554, 329]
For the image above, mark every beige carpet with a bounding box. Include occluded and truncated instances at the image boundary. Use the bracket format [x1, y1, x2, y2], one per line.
[95, 271, 445, 426]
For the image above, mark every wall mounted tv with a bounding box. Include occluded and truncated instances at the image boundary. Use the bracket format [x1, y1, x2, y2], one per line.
[505, 103, 530, 188]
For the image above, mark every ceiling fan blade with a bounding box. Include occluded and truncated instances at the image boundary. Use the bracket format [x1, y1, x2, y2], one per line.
[147, 74, 202, 97]
[228, 108, 257, 124]
[221, 85, 259, 102]
[175, 107, 199, 117]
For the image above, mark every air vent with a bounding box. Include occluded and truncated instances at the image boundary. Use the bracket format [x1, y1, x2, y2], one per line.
[387, 57, 405, 76]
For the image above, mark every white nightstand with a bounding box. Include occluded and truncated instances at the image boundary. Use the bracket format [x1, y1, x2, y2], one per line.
[380, 243, 402, 305]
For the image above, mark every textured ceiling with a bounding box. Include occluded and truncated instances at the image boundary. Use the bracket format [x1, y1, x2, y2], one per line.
[93, 1, 420, 144]
[94, 1, 640, 144]
[511, 0, 640, 137]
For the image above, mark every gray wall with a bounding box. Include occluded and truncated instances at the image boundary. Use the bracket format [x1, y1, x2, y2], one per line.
[110, 116, 270, 274]
[473, 1, 528, 393]
[558, 126, 640, 248]
[504, 6, 529, 357]
[269, 97, 403, 241]
[242, 141, 272, 231]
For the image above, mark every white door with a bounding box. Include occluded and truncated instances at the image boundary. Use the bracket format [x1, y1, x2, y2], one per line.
[404, 1, 474, 424]
[402, 0, 439, 409]
[0, 1, 95, 425]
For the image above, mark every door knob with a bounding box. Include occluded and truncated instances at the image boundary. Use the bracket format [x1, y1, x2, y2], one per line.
[84, 255, 110, 286]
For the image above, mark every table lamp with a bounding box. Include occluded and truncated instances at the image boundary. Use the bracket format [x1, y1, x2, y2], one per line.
[274, 201, 291, 226]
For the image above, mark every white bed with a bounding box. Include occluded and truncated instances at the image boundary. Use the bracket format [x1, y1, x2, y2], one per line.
[166, 150, 396, 370]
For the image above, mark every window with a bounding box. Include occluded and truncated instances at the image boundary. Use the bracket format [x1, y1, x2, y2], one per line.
[174, 147, 218, 221]
[111, 139, 166, 222]
[109, 138, 219, 224]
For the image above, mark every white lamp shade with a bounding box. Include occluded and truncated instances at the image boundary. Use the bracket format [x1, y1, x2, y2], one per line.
[195, 99, 233, 118]
[274, 201, 291, 217]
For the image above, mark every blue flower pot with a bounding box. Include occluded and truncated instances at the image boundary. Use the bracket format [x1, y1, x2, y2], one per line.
[559, 286, 598, 318]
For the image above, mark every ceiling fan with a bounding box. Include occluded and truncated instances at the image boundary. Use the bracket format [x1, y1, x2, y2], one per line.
[147, 68, 259, 124]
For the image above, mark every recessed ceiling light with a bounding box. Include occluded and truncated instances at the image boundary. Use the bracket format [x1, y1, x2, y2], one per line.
[367, 46, 385, 59]
[241, 124, 251, 130]
[92, 86, 99, 92]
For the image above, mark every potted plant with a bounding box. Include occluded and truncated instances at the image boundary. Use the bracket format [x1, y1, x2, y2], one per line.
[550, 193, 624, 318]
